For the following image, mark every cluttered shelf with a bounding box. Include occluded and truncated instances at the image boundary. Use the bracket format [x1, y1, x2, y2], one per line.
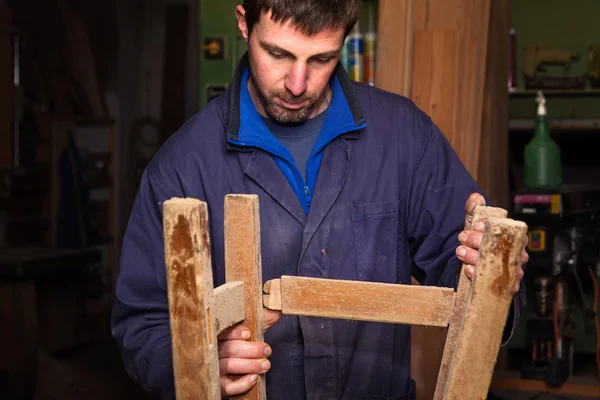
[510, 88, 600, 96]
[509, 118, 600, 131]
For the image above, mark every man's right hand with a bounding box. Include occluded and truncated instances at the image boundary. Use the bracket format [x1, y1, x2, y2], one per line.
[218, 308, 282, 397]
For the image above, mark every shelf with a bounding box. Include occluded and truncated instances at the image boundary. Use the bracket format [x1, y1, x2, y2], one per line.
[509, 88, 600, 96]
[509, 118, 600, 131]
[52, 115, 116, 127]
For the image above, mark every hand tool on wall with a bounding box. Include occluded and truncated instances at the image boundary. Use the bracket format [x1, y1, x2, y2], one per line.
[523, 44, 586, 90]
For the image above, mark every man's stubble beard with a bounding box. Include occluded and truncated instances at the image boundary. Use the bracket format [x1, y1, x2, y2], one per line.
[250, 70, 318, 124]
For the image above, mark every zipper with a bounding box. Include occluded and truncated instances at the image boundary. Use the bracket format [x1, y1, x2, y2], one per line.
[304, 185, 311, 209]
[303, 127, 351, 202]
[233, 120, 365, 212]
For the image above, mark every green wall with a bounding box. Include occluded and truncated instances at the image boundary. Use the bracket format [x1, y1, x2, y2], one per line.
[509, 0, 600, 119]
[198, 0, 245, 107]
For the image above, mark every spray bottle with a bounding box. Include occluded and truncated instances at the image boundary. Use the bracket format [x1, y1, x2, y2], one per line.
[523, 91, 562, 189]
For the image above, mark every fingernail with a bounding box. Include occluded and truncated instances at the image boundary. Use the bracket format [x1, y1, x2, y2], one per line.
[264, 345, 272, 357]
[250, 374, 258, 382]
[458, 231, 468, 243]
[466, 266, 474, 276]
[261, 360, 271, 371]
[241, 330, 251, 340]
[457, 246, 467, 257]
[474, 221, 485, 231]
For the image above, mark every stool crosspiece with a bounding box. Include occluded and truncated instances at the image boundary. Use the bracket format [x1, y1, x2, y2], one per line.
[162, 194, 526, 400]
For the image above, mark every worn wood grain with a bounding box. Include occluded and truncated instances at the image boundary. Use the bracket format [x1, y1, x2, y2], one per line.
[264, 276, 455, 327]
[163, 198, 219, 400]
[443, 217, 527, 399]
[412, 29, 456, 139]
[433, 205, 507, 400]
[224, 194, 265, 400]
[425, 0, 468, 150]
[431, 0, 470, 152]
[413, 0, 429, 31]
[263, 279, 281, 311]
[420, 0, 491, 180]
[213, 281, 245, 336]
[376, 0, 413, 96]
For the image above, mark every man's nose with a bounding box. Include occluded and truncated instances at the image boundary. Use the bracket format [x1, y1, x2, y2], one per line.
[285, 63, 308, 97]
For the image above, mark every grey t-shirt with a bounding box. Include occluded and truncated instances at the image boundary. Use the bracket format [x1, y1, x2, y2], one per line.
[262, 110, 327, 184]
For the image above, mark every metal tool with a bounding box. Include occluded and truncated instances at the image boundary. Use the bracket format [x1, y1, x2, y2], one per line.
[523, 44, 586, 89]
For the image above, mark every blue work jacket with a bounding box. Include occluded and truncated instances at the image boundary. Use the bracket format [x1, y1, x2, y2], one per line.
[111, 53, 523, 400]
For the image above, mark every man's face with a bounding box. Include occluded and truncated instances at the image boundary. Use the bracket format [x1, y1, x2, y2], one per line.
[237, 7, 345, 123]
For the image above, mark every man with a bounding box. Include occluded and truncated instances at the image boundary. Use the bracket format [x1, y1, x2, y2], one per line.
[111, 0, 527, 398]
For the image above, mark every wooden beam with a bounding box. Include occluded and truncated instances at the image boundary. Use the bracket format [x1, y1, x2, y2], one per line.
[433, 205, 507, 400]
[411, 28, 457, 139]
[413, 0, 429, 30]
[163, 198, 220, 400]
[443, 217, 527, 399]
[213, 281, 245, 336]
[461, 0, 491, 181]
[263, 279, 281, 310]
[482, 0, 511, 213]
[375, 0, 414, 96]
[424, 0, 469, 152]
[224, 194, 266, 400]
[420, 0, 492, 180]
[264, 276, 455, 327]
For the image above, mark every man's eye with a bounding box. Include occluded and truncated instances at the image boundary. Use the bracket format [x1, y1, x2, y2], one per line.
[315, 58, 332, 64]
[268, 51, 285, 59]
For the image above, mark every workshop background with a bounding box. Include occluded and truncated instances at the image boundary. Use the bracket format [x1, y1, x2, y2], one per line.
[1, 0, 599, 399]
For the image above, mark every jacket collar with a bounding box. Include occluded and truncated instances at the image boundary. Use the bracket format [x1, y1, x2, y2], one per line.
[226, 52, 366, 146]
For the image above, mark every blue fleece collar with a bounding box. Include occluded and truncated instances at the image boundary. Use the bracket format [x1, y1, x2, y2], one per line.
[232, 67, 365, 152]
[230, 66, 366, 215]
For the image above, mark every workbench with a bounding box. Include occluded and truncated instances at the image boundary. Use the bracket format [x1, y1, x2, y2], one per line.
[0, 247, 103, 400]
[491, 371, 600, 398]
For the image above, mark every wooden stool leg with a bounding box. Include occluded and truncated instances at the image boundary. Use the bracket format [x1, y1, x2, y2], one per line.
[164, 198, 220, 400]
[442, 217, 527, 399]
[224, 194, 266, 400]
[434, 206, 507, 400]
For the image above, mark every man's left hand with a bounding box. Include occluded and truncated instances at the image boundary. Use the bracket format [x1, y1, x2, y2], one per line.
[455, 193, 528, 295]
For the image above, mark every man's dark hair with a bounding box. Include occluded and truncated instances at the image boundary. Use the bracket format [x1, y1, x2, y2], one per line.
[243, 0, 361, 38]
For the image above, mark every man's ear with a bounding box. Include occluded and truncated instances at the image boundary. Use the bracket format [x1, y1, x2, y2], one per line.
[236, 5, 249, 44]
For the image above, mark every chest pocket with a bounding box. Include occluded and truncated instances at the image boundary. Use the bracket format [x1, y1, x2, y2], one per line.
[351, 200, 403, 283]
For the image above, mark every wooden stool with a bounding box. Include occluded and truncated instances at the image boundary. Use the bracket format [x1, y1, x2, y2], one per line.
[162, 194, 527, 400]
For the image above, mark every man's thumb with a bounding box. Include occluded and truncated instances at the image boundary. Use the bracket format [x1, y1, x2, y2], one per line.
[263, 308, 282, 332]
[464, 192, 486, 230]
